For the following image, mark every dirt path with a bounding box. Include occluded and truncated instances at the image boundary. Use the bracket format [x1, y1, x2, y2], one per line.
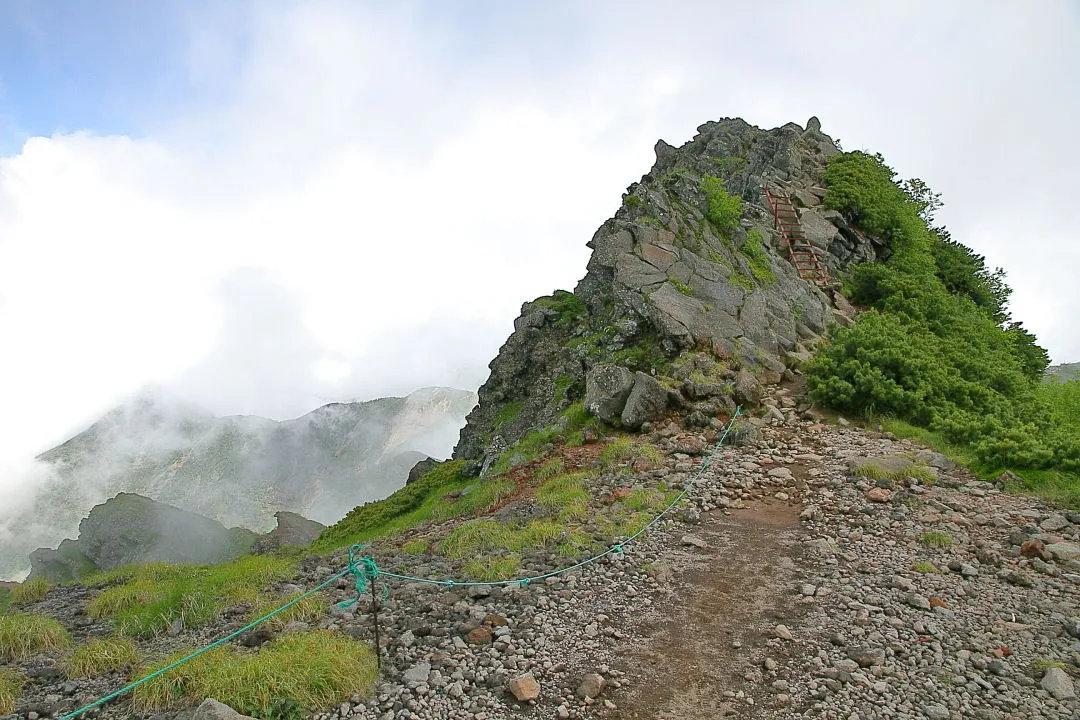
[612, 501, 809, 719]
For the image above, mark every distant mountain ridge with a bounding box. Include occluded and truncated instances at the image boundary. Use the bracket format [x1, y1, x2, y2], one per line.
[0, 386, 476, 579]
[1047, 363, 1080, 383]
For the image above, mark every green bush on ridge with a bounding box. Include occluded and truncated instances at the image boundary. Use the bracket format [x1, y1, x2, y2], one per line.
[808, 151, 1079, 505]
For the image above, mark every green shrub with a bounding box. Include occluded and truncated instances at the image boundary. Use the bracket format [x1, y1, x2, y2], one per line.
[913, 560, 942, 574]
[701, 176, 744, 232]
[533, 290, 586, 327]
[66, 637, 139, 677]
[0, 613, 72, 662]
[131, 631, 377, 713]
[808, 151, 1077, 502]
[0, 668, 24, 714]
[9, 578, 51, 607]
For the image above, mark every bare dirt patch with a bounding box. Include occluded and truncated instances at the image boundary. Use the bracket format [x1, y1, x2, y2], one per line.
[612, 501, 808, 719]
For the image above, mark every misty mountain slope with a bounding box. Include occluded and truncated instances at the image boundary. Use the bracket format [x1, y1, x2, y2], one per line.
[0, 387, 476, 579]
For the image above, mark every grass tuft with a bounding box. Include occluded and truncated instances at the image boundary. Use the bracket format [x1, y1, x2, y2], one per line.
[913, 560, 942, 574]
[246, 593, 327, 631]
[0, 668, 25, 714]
[9, 578, 51, 607]
[66, 637, 139, 677]
[918, 531, 954, 548]
[464, 556, 521, 581]
[131, 630, 377, 714]
[401, 539, 428, 555]
[0, 613, 72, 662]
[85, 555, 295, 637]
[536, 471, 592, 522]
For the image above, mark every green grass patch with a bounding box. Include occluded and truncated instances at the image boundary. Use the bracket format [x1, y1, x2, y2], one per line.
[9, 578, 51, 607]
[440, 519, 565, 559]
[913, 560, 942, 574]
[600, 437, 635, 467]
[0, 587, 9, 615]
[85, 555, 296, 637]
[247, 592, 327, 631]
[402, 539, 428, 555]
[66, 637, 139, 678]
[131, 630, 377, 714]
[464, 556, 521, 581]
[623, 488, 668, 513]
[670, 279, 693, 296]
[740, 230, 776, 283]
[533, 290, 586, 327]
[919, 531, 954, 548]
[0, 668, 24, 714]
[0, 612, 72, 662]
[495, 401, 523, 427]
[852, 462, 936, 483]
[428, 478, 515, 522]
[534, 458, 566, 483]
[701, 175, 744, 233]
[315, 460, 470, 551]
[557, 531, 596, 558]
[537, 471, 592, 522]
[729, 269, 753, 291]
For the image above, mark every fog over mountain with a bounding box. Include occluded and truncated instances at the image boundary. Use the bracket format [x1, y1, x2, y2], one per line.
[0, 385, 476, 580]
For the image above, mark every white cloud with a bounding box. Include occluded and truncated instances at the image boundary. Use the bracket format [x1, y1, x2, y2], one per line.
[1, 0, 1078, 491]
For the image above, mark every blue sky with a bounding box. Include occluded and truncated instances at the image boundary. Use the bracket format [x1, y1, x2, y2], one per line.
[1, 0, 1078, 490]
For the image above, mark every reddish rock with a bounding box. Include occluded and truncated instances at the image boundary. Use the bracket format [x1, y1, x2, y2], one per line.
[604, 487, 633, 504]
[466, 626, 492, 644]
[1020, 539, 1045, 558]
[929, 597, 949, 609]
[867, 488, 891, 503]
[508, 672, 541, 701]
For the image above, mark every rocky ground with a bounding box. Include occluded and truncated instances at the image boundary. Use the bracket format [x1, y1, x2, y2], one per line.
[6, 396, 1080, 720]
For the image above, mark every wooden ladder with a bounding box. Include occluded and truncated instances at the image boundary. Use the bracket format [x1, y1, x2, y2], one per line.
[762, 186, 830, 286]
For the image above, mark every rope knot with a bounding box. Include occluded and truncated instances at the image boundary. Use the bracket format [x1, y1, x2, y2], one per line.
[518, 578, 531, 588]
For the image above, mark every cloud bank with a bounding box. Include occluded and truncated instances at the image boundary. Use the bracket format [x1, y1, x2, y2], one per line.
[1, 0, 1078, 504]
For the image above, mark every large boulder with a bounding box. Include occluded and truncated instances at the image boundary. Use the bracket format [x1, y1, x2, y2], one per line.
[585, 365, 636, 423]
[621, 373, 668, 430]
[406, 457, 439, 485]
[732, 370, 761, 407]
[30, 493, 257, 581]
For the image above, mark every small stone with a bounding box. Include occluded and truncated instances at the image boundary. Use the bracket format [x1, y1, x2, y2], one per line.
[774, 624, 794, 641]
[1041, 514, 1071, 532]
[192, 699, 257, 720]
[763, 658, 778, 671]
[508, 672, 541, 701]
[867, 488, 891, 503]
[847, 646, 886, 668]
[1040, 667, 1076, 700]
[403, 662, 431, 684]
[681, 535, 707, 549]
[987, 659, 1009, 677]
[905, 592, 932, 611]
[923, 706, 949, 720]
[1020, 539, 1045, 558]
[467, 626, 493, 644]
[577, 673, 605, 699]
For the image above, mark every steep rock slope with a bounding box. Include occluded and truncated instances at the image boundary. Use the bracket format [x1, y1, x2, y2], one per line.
[455, 117, 874, 470]
[1, 387, 476, 579]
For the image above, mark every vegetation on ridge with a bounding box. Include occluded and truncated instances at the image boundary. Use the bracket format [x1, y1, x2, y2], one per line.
[808, 151, 1080, 504]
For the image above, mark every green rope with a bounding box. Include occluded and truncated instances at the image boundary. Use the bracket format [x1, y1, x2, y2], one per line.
[65, 408, 742, 717]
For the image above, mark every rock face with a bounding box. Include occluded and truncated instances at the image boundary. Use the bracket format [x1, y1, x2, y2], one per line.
[250, 511, 326, 554]
[455, 118, 876, 471]
[29, 493, 258, 581]
[2, 386, 476, 579]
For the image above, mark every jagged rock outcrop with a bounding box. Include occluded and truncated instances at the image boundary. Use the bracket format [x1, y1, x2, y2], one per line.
[251, 511, 326, 554]
[455, 117, 875, 472]
[1047, 363, 1080, 383]
[29, 493, 258, 581]
[2, 386, 476, 579]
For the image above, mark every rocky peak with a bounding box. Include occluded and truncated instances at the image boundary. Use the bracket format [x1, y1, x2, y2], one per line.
[454, 117, 878, 473]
